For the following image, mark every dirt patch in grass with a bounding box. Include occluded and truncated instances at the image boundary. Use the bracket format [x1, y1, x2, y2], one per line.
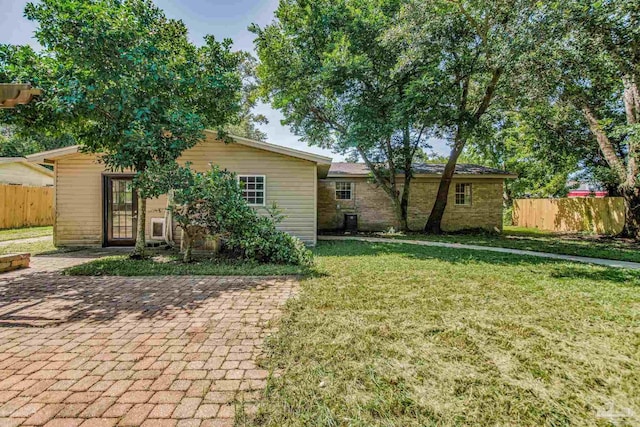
[251, 241, 640, 426]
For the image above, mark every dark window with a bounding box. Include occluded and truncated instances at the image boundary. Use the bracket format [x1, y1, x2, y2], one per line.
[239, 175, 266, 206]
[455, 183, 472, 206]
[335, 182, 353, 200]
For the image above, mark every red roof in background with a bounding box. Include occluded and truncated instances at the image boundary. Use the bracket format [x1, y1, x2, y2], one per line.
[567, 190, 608, 198]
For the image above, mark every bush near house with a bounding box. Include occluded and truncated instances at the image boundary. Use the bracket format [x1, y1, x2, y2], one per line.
[152, 164, 313, 266]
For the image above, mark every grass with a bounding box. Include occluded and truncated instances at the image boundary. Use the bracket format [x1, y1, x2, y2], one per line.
[0, 238, 65, 256]
[358, 225, 640, 263]
[0, 226, 52, 242]
[65, 252, 314, 276]
[251, 241, 640, 426]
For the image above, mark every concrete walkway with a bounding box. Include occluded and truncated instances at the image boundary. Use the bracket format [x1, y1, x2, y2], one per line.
[319, 235, 640, 270]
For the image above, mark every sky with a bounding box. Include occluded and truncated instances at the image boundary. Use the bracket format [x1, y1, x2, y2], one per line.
[0, 0, 450, 161]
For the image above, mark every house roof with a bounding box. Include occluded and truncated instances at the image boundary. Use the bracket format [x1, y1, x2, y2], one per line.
[327, 162, 517, 179]
[25, 131, 334, 178]
[0, 157, 54, 177]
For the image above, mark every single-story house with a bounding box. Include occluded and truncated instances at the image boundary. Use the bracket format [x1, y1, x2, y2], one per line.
[319, 163, 516, 232]
[0, 157, 54, 187]
[26, 131, 515, 247]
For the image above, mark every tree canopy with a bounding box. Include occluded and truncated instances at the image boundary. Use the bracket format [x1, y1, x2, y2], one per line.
[1, 0, 244, 254]
[252, 0, 434, 230]
[515, 0, 640, 236]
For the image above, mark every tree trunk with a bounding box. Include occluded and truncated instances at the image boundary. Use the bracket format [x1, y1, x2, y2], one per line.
[132, 195, 146, 258]
[356, 145, 410, 232]
[399, 187, 410, 231]
[424, 136, 465, 234]
[183, 231, 193, 263]
[622, 187, 640, 239]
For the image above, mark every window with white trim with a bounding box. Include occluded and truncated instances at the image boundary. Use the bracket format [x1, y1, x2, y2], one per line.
[335, 182, 353, 200]
[455, 183, 472, 206]
[238, 175, 266, 206]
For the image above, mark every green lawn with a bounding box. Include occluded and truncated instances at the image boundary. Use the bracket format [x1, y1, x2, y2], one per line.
[251, 241, 640, 426]
[362, 225, 640, 263]
[0, 226, 52, 242]
[66, 253, 314, 276]
[0, 238, 62, 256]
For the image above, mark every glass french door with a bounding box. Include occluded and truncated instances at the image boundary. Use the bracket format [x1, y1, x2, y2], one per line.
[104, 176, 137, 246]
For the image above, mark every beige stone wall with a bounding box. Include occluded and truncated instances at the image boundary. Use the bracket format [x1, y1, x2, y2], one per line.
[318, 177, 504, 232]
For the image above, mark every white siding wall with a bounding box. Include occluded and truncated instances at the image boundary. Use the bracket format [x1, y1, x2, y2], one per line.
[54, 135, 318, 246]
[0, 163, 53, 187]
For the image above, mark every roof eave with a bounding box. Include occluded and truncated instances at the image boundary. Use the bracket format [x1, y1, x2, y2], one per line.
[326, 173, 519, 179]
[205, 130, 333, 166]
[24, 132, 335, 173]
[25, 145, 81, 163]
[0, 157, 54, 177]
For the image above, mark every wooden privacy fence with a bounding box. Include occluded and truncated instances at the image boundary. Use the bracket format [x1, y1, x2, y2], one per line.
[513, 197, 625, 235]
[0, 185, 54, 229]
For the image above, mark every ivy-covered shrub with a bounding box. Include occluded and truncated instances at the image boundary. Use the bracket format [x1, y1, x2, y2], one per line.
[162, 164, 313, 266]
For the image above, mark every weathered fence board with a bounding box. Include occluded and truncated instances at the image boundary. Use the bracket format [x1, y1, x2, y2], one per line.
[0, 185, 54, 229]
[512, 197, 625, 235]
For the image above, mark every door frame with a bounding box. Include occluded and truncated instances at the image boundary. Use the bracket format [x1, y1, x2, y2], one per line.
[102, 173, 138, 247]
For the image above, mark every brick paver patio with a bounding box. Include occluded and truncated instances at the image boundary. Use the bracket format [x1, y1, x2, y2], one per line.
[0, 273, 297, 426]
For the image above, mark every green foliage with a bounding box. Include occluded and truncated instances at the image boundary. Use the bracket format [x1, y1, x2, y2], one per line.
[252, 0, 433, 230]
[225, 53, 268, 141]
[17, 0, 241, 181]
[467, 105, 589, 199]
[2, 0, 244, 253]
[385, 0, 542, 232]
[0, 125, 76, 157]
[157, 164, 313, 267]
[515, 0, 640, 236]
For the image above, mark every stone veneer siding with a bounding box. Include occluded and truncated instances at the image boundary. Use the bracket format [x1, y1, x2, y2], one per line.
[318, 177, 504, 232]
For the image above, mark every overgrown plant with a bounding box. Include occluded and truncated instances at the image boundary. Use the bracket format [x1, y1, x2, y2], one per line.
[158, 164, 313, 266]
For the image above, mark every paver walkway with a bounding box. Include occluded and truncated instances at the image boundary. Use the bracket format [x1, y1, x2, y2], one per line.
[319, 235, 640, 270]
[0, 274, 297, 426]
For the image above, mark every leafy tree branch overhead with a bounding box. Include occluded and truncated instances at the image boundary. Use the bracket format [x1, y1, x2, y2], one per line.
[0, 0, 246, 255]
[251, 0, 436, 231]
[518, 0, 640, 237]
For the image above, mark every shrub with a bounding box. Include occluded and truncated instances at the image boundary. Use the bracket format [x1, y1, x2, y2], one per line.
[163, 164, 313, 266]
[226, 215, 314, 266]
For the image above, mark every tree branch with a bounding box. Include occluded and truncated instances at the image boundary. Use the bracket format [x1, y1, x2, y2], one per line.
[581, 103, 628, 185]
[473, 67, 503, 121]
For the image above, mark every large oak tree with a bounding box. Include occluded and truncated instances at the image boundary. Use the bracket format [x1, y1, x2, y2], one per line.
[386, 0, 541, 233]
[526, 0, 640, 237]
[252, 0, 434, 231]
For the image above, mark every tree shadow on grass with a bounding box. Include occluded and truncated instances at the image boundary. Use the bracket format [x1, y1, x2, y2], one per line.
[316, 241, 640, 286]
[0, 273, 288, 327]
